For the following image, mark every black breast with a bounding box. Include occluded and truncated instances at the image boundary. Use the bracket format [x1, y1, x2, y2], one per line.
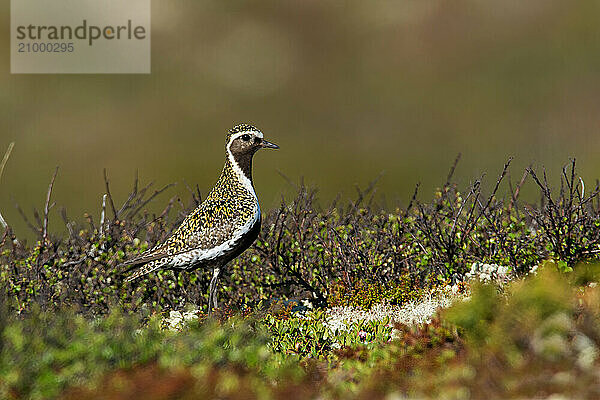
[220, 216, 261, 266]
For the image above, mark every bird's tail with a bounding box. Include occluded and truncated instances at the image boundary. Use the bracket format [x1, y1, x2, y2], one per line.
[121, 247, 172, 282]
[124, 262, 162, 282]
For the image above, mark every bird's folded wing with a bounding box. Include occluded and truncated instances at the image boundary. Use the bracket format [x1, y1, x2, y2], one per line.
[119, 198, 251, 270]
[118, 222, 239, 269]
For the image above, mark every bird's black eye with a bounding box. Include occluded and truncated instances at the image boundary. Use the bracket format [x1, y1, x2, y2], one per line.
[242, 134, 251, 141]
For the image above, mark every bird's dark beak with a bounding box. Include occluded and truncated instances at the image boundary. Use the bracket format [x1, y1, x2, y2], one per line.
[260, 139, 279, 149]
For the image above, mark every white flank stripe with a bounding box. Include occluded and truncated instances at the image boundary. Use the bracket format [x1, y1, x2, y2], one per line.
[170, 129, 262, 268]
[171, 205, 259, 268]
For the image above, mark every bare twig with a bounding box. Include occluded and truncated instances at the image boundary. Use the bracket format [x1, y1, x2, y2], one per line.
[449, 184, 475, 239]
[276, 169, 298, 190]
[60, 207, 75, 238]
[353, 172, 384, 210]
[103, 169, 118, 220]
[445, 153, 461, 188]
[509, 168, 529, 216]
[0, 142, 15, 231]
[42, 167, 59, 242]
[0, 142, 14, 182]
[472, 158, 512, 227]
[33, 208, 43, 229]
[405, 183, 420, 217]
[183, 180, 202, 206]
[14, 202, 38, 234]
[116, 170, 139, 218]
[0, 210, 7, 231]
[99, 194, 107, 236]
[126, 183, 176, 219]
[61, 256, 86, 268]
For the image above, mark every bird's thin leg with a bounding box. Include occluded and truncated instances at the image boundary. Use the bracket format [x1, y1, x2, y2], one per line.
[208, 266, 220, 315]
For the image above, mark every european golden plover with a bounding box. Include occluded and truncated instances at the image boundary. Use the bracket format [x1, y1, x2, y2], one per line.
[124, 124, 278, 313]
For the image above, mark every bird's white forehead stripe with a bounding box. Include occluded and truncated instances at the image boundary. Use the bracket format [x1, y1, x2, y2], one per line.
[229, 130, 263, 144]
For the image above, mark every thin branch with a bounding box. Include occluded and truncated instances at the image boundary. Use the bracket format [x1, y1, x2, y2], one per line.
[33, 208, 43, 229]
[183, 180, 202, 206]
[0, 142, 15, 232]
[472, 158, 512, 227]
[126, 183, 176, 219]
[14, 202, 38, 234]
[353, 171, 384, 210]
[42, 167, 59, 242]
[405, 182, 420, 217]
[103, 169, 118, 220]
[509, 168, 529, 216]
[0, 142, 14, 183]
[60, 207, 75, 238]
[99, 194, 107, 236]
[0, 211, 8, 231]
[445, 153, 461, 188]
[276, 169, 298, 190]
[116, 170, 139, 218]
[449, 185, 475, 239]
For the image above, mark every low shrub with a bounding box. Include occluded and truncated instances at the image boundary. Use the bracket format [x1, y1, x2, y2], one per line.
[2, 159, 600, 316]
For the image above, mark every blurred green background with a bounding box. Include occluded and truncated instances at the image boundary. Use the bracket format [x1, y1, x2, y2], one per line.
[1, 0, 600, 239]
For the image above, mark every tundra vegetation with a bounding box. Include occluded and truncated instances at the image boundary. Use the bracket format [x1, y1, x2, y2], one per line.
[2, 155, 600, 399]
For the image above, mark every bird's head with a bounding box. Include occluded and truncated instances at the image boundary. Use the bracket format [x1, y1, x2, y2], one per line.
[225, 124, 278, 181]
[226, 124, 279, 158]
